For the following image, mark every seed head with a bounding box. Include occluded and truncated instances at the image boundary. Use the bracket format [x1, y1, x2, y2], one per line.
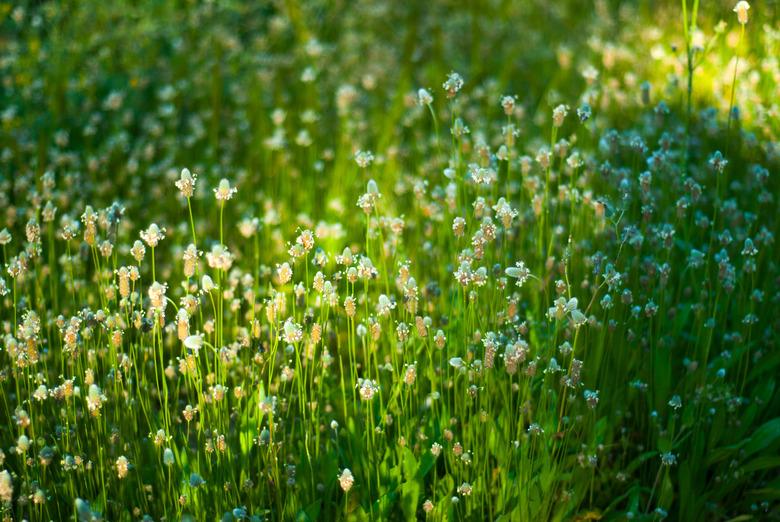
[442, 72, 464, 98]
[733, 1, 750, 24]
[214, 178, 237, 201]
[354, 150, 375, 168]
[176, 168, 197, 198]
[338, 468, 354, 492]
[417, 88, 433, 106]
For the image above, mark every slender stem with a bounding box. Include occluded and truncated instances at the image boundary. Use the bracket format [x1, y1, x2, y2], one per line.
[726, 24, 745, 158]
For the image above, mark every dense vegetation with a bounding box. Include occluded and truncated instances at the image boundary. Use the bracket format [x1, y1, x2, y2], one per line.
[1, 1, 779, 520]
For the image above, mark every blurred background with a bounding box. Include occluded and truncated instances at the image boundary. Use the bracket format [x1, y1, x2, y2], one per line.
[2, 0, 778, 225]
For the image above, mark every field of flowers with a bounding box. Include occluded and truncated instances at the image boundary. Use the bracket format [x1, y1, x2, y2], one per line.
[1, 0, 779, 520]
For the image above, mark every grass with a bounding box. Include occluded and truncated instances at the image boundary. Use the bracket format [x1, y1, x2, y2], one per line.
[0, 0, 779, 520]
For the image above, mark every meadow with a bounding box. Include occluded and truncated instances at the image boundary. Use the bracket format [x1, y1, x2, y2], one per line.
[1, 0, 780, 520]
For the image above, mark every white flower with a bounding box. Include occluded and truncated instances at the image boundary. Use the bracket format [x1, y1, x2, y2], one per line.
[354, 150, 374, 168]
[201, 274, 216, 292]
[116, 456, 130, 479]
[214, 178, 237, 201]
[140, 223, 165, 248]
[417, 88, 433, 106]
[442, 72, 464, 98]
[184, 335, 204, 353]
[552, 104, 569, 128]
[148, 281, 167, 311]
[733, 1, 750, 25]
[175, 168, 197, 198]
[570, 308, 588, 327]
[282, 318, 303, 344]
[548, 297, 579, 321]
[0, 470, 12, 503]
[338, 468, 354, 492]
[357, 378, 380, 400]
[505, 261, 531, 287]
[449, 357, 465, 370]
[376, 294, 396, 317]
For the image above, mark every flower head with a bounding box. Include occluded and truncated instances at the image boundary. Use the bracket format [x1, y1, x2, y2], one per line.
[505, 261, 531, 287]
[338, 468, 354, 492]
[733, 1, 750, 25]
[214, 178, 237, 201]
[442, 72, 464, 98]
[140, 223, 165, 248]
[354, 150, 374, 169]
[417, 88, 433, 106]
[175, 168, 197, 198]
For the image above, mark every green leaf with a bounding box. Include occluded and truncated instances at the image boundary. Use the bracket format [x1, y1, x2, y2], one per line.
[295, 500, 320, 522]
[401, 447, 417, 481]
[743, 417, 780, 458]
[400, 481, 419, 521]
[415, 451, 435, 480]
[742, 456, 780, 474]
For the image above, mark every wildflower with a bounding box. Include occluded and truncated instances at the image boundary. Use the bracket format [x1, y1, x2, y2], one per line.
[357, 378, 380, 400]
[189, 473, 206, 488]
[130, 240, 146, 262]
[505, 261, 531, 287]
[552, 104, 569, 127]
[357, 179, 382, 213]
[423, 499, 434, 514]
[417, 88, 433, 106]
[0, 469, 11, 503]
[493, 198, 517, 228]
[116, 456, 130, 479]
[403, 364, 417, 386]
[238, 216, 260, 238]
[282, 318, 303, 344]
[214, 178, 237, 201]
[500, 95, 516, 115]
[660, 452, 677, 466]
[0, 228, 11, 246]
[376, 294, 396, 316]
[81, 206, 98, 245]
[201, 274, 216, 292]
[733, 1, 750, 24]
[548, 296, 579, 321]
[86, 384, 106, 417]
[442, 72, 464, 98]
[15, 434, 30, 454]
[577, 104, 592, 122]
[295, 229, 315, 253]
[338, 468, 354, 492]
[584, 390, 599, 409]
[116, 268, 131, 299]
[175, 168, 197, 198]
[184, 335, 204, 354]
[206, 244, 234, 271]
[449, 357, 465, 369]
[140, 223, 165, 248]
[452, 216, 466, 237]
[570, 308, 588, 327]
[741, 238, 758, 256]
[708, 151, 728, 174]
[183, 244, 201, 278]
[148, 281, 167, 311]
[458, 482, 473, 496]
[354, 150, 374, 168]
[344, 295, 357, 317]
